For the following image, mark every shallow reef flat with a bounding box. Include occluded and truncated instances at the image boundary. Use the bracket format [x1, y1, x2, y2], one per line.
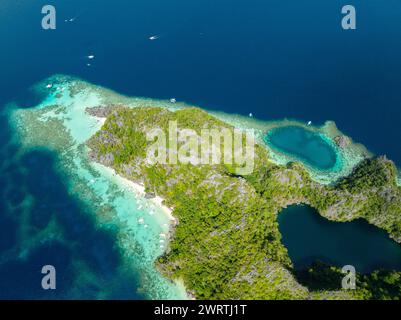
[6, 75, 188, 299]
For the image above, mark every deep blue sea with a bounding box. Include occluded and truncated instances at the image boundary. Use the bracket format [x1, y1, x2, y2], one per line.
[1, 0, 401, 299]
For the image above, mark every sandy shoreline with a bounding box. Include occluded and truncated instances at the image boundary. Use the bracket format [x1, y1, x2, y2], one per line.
[94, 163, 177, 223]
[86, 113, 177, 223]
[90, 162, 190, 299]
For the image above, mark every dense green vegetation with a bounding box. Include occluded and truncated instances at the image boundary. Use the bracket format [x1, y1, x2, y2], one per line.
[87, 106, 401, 300]
[297, 261, 401, 300]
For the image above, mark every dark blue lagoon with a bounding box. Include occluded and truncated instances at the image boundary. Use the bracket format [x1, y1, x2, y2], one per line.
[278, 205, 401, 273]
[264, 126, 338, 170]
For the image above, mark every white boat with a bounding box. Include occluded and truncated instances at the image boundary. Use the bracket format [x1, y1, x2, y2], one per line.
[149, 35, 159, 40]
[249, 113, 253, 117]
[46, 84, 53, 89]
[88, 55, 95, 59]
[307, 121, 312, 126]
[170, 98, 176, 103]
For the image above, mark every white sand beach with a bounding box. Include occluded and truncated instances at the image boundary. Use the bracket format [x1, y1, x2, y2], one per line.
[93, 163, 177, 224]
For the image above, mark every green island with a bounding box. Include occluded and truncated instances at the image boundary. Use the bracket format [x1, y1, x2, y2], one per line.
[87, 105, 401, 300]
